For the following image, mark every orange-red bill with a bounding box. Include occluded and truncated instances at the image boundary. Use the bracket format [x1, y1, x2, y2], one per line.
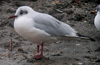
[91, 11, 97, 14]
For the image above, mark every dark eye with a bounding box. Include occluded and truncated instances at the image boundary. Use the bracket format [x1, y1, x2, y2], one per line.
[96, 5, 100, 11]
[20, 10, 28, 15]
[97, 8, 99, 11]
[20, 10, 23, 15]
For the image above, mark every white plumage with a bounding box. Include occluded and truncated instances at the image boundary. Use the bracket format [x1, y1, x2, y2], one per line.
[94, 5, 100, 31]
[8, 6, 94, 59]
[14, 6, 78, 44]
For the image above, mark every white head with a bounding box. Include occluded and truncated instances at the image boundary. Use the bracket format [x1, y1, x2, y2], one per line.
[96, 5, 100, 13]
[8, 6, 35, 19]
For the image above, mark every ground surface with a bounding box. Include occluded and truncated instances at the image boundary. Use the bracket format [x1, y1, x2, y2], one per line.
[0, 0, 100, 65]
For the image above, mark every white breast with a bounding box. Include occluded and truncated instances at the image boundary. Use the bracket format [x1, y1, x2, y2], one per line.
[14, 16, 54, 44]
[94, 12, 100, 31]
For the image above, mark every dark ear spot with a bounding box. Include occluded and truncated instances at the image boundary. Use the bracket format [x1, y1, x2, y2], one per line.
[96, 5, 100, 11]
[19, 10, 28, 15]
[24, 11, 28, 14]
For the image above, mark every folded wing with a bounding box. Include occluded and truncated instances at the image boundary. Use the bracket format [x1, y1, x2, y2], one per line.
[33, 13, 77, 36]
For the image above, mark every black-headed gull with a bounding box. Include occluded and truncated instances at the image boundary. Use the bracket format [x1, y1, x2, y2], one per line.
[8, 6, 94, 59]
[94, 5, 100, 31]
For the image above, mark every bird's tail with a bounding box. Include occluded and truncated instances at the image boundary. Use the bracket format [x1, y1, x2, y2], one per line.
[76, 33, 95, 41]
[62, 33, 95, 41]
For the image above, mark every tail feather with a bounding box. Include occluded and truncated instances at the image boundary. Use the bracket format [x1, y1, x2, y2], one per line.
[55, 33, 95, 41]
[76, 33, 95, 41]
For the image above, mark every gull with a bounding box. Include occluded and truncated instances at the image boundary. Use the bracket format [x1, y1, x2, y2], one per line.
[8, 6, 94, 59]
[94, 5, 100, 31]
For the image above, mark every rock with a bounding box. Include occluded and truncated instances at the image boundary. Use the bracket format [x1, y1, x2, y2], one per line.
[74, 14, 84, 21]
[95, 47, 100, 52]
[51, 52, 61, 56]
[96, 59, 100, 62]
[17, 48, 27, 54]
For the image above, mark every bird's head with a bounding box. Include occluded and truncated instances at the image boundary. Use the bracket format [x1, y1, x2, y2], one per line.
[8, 6, 34, 19]
[91, 5, 100, 14]
[96, 5, 100, 13]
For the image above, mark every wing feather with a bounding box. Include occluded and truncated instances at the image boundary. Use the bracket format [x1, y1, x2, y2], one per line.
[33, 13, 77, 36]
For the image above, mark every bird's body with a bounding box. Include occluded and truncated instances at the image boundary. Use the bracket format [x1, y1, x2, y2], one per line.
[14, 7, 77, 44]
[14, 13, 52, 44]
[9, 6, 94, 59]
[94, 12, 100, 31]
[94, 5, 100, 31]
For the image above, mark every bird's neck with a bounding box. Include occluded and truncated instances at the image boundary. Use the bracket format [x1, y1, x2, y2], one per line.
[97, 12, 100, 15]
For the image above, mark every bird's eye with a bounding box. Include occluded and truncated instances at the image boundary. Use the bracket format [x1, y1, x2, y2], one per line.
[20, 10, 23, 15]
[96, 5, 100, 12]
[97, 8, 99, 11]
[19, 10, 28, 15]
